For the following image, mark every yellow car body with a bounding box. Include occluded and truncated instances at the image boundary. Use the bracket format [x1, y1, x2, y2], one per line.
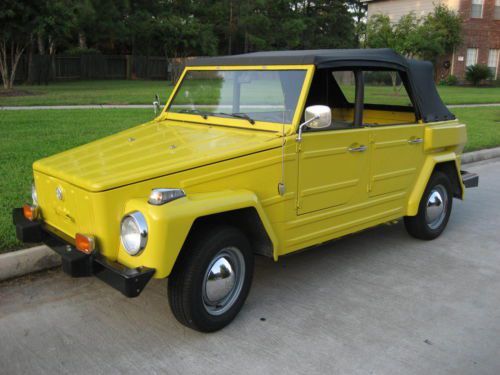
[14, 48, 480, 331]
[29, 62, 469, 280]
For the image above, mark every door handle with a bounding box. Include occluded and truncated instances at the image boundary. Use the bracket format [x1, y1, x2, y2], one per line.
[408, 138, 423, 144]
[348, 145, 367, 152]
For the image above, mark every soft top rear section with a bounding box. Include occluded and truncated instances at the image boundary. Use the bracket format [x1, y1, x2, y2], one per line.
[406, 59, 455, 123]
[189, 48, 455, 123]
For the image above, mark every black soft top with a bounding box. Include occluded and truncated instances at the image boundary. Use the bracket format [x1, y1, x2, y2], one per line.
[188, 49, 454, 123]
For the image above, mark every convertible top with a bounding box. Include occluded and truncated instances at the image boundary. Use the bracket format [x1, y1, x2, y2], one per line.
[188, 48, 408, 70]
[188, 49, 455, 123]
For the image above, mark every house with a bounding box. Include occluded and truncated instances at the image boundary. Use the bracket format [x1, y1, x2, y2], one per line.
[362, 0, 500, 80]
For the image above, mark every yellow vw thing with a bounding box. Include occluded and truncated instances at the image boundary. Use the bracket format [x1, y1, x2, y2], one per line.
[13, 49, 478, 332]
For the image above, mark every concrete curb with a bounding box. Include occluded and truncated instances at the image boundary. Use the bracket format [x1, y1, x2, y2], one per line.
[462, 147, 500, 164]
[0, 245, 61, 282]
[1, 147, 500, 283]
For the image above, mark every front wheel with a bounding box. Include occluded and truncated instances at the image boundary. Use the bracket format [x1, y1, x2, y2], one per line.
[404, 171, 453, 240]
[167, 226, 254, 332]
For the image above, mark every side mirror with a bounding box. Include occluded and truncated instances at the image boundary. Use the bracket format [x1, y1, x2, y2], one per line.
[297, 105, 332, 141]
[153, 94, 161, 115]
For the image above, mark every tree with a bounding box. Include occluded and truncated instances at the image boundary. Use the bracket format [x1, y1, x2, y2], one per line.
[34, 0, 76, 56]
[366, 14, 394, 50]
[0, 1, 38, 89]
[366, 4, 462, 65]
[347, 0, 367, 46]
[418, 4, 462, 63]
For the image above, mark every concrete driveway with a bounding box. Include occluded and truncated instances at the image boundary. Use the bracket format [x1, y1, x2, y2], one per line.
[1, 159, 499, 375]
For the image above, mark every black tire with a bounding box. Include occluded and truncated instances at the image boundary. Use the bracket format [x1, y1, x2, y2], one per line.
[404, 171, 453, 240]
[167, 225, 254, 332]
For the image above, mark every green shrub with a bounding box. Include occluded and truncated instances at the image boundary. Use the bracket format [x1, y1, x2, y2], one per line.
[439, 74, 458, 86]
[465, 64, 493, 86]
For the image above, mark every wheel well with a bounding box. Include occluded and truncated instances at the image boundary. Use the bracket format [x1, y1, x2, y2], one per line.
[434, 161, 462, 198]
[183, 208, 274, 258]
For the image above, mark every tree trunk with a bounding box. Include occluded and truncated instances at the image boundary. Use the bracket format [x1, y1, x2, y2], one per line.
[228, 0, 233, 54]
[27, 35, 35, 84]
[0, 39, 10, 89]
[37, 33, 45, 55]
[0, 38, 26, 89]
[78, 32, 87, 49]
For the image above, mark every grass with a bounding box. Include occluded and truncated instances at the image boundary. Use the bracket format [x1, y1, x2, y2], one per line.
[453, 107, 500, 152]
[0, 105, 498, 253]
[0, 80, 173, 106]
[1, 79, 500, 106]
[437, 86, 500, 105]
[0, 109, 153, 253]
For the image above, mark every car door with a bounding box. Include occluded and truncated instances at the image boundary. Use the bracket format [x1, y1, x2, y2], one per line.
[362, 70, 424, 199]
[368, 123, 424, 197]
[296, 127, 371, 215]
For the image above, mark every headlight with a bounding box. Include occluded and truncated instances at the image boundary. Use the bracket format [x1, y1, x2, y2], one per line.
[120, 211, 148, 255]
[148, 188, 185, 205]
[31, 183, 38, 206]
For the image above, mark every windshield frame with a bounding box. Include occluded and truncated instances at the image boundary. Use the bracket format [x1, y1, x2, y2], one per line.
[160, 65, 315, 134]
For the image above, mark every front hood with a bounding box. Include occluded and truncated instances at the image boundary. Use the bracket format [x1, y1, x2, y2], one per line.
[33, 120, 280, 192]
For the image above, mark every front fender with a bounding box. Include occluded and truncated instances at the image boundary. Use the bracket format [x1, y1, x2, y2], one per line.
[116, 189, 277, 278]
[407, 153, 464, 216]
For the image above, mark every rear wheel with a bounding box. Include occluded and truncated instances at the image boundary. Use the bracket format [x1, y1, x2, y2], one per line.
[168, 226, 254, 332]
[404, 171, 453, 240]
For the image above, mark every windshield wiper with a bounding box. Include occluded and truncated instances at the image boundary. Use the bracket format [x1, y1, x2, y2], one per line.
[214, 112, 255, 125]
[178, 109, 210, 119]
[178, 109, 256, 125]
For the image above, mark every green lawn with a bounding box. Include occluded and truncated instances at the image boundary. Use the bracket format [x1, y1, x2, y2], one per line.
[453, 107, 500, 152]
[0, 80, 173, 106]
[1, 79, 500, 106]
[0, 106, 498, 253]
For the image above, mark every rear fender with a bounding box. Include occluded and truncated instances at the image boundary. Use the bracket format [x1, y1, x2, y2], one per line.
[407, 153, 464, 216]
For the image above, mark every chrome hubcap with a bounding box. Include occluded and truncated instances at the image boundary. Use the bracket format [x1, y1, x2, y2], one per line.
[203, 247, 245, 316]
[425, 184, 448, 230]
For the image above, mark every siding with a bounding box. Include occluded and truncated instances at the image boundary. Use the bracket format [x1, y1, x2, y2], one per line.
[365, 0, 459, 22]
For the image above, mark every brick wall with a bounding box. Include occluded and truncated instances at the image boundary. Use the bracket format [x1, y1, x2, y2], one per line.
[451, 0, 500, 80]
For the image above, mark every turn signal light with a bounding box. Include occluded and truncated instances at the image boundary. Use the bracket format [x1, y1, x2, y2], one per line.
[23, 204, 39, 221]
[75, 233, 95, 254]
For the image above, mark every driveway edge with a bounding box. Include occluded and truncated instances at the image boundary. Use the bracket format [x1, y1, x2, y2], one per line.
[0, 245, 61, 282]
[1, 146, 500, 283]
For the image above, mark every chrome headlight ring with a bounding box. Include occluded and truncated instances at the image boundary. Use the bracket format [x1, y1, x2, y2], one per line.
[31, 182, 38, 206]
[120, 211, 148, 256]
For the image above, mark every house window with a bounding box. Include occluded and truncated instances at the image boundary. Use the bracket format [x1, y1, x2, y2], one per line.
[495, 0, 500, 19]
[466, 48, 478, 67]
[471, 0, 484, 18]
[488, 49, 499, 79]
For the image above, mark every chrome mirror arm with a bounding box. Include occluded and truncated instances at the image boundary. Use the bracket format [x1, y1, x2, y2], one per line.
[296, 115, 320, 142]
[153, 94, 161, 115]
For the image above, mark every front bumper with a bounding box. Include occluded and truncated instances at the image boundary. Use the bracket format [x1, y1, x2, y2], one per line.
[12, 208, 155, 297]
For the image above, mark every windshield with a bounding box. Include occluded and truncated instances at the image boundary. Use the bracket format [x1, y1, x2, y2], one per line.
[168, 70, 307, 124]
